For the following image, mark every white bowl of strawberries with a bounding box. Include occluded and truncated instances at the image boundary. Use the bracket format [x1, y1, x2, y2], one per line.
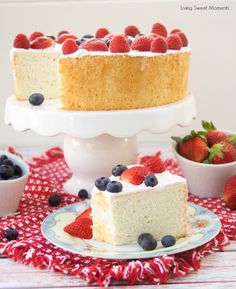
[172, 121, 236, 198]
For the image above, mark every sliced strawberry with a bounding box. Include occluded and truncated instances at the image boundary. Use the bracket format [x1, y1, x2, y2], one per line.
[30, 37, 54, 49]
[13, 33, 30, 49]
[62, 39, 78, 55]
[75, 208, 92, 221]
[142, 156, 166, 174]
[57, 34, 78, 44]
[151, 22, 167, 38]
[131, 36, 151, 52]
[124, 25, 140, 37]
[79, 38, 108, 52]
[95, 27, 110, 38]
[120, 166, 149, 185]
[29, 31, 44, 42]
[109, 34, 130, 53]
[64, 217, 92, 239]
[166, 34, 183, 50]
[150, 37, 167, 53]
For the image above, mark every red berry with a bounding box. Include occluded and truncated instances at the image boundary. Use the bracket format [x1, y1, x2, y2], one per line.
[151, 22, 168, 38]
[120, 166, 149, 185]
[95, 27, 110, 38]
[223, 175, 236, 210]
[57, 30, 70, 38]
[179, 136, 208, 162]
[131, 36, 151, 52]
[209, 142, 236, 164]
[177, 32, 188, 47]
[79, 38, 108, 52]
[75, 208, 92, 221]
[166, 34, 183, 50]
[150, 37, 167, 53]
[109, 35, 130, 53]
[13, 33, 30, 49]
[29, 31, 44, 42]
[57, 34, 78, 44]
[62, 39, 78, 55]
[104, 33, 116, 39]
[124, 25, 140, 37]
[170, 28, 182, 34]
[148, 33, 160, 41]
[64, 217, 92, 239]
[30, 37, 54, 49]
[141, 155, 166, 174]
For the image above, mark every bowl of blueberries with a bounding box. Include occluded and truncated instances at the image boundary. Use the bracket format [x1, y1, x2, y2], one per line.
[0, 151, 29, 216]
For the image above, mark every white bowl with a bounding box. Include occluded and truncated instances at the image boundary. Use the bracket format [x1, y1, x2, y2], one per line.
[172, 142, 236, 198]
[0, 151, 29, 216]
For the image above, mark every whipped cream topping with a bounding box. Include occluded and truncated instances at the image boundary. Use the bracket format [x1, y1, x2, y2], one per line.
[61, 46, 191, 59]
[91, 169, 186, 198]
[10, 43, 62, 55]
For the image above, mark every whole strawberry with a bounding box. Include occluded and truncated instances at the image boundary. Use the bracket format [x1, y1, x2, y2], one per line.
[172, 131, 208, 162]
[209, 141, 236, 164]
[223, 175, 236, 210]
[202, 121, 228, 147]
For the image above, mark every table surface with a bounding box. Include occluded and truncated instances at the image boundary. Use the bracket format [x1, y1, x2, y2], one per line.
[0, 145, 236, 289]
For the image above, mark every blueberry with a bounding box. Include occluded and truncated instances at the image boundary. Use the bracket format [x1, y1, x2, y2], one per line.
[29, 93, 45, 106]
[4, 228, 19, 241]
[161, 235, 176, 248]
[14, 165, 23, 177]
[112, 164, 128, 177]
[127, 36, 134, 45]
[95, 177, 110, 191]
[135, 33, 145, 38]
[0, 165, 14, 179]
[101, 38, 111, 47]
[78, 189, 88, 199]
[2, 159, 14, 167]
[76, 39, 82, 46]
[106, 181, 123, 193]
[82, 34, 94, 39]
[47, 35, 56, 40]
[48, 193, 62, 207]
[138, 234, 157, 251]
[138, 233, 153, 246]
[0, 155, 8, 165]
[144, 175, 158, 187]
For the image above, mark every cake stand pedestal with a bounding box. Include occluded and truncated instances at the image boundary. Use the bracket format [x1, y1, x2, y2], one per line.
[5, 95, 196, 195]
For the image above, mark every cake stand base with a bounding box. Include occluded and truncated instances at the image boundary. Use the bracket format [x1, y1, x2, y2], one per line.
[63, 134, 138, 195]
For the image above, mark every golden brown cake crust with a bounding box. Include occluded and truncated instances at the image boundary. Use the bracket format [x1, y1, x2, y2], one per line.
[59, 51, 191, 111]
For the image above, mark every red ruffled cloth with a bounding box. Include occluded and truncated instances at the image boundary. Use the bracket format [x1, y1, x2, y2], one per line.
[0, 147, 235, 287]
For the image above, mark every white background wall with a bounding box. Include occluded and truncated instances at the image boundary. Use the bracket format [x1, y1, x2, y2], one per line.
[0, 0, 235, 149]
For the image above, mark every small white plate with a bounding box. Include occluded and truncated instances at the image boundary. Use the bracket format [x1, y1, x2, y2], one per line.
[42, 201, 221, 260]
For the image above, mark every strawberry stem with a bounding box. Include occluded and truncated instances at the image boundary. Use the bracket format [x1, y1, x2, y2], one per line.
[202, 120, 217, 131]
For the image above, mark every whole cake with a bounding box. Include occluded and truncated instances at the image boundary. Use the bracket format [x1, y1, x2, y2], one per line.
[91, 164, 188, 246]
[11, 23, 191, 110]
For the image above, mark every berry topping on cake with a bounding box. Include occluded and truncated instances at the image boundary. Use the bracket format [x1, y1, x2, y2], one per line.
[131, 36, 152, 52]
[95, 177, 110, 191]
[139, 152, 166, 174]
[29, 31, 44, 42]
[64, 217, 92, 239]
[124, 25, 141, 37]
[101, 37, 111, 47]
[79, 38, 108, 52]
[95, 27, 110, 38]
[57, 33, 78, 44]
[13, 33, 30, 49]
[223, 175, 236, 210]
[4, 228, 19, 241]
[151, 22, 168, 38]
[144, 175, 158, 187]
[29, 93, 45, 106]
[138, 233, 157, 251]
[81, 34, 94, 39]
[209, 142, 236, 164]
[47, 35, 56, 41]
[150, 37, 167, 53]
[57, 30, 70, 38]
[30, 37, 54, 49]
[109, 34, 130, 53]
[161, 235, 176, 247]
[78, 189, 89, 199]
[135, 33, 145, 38]
[202, 121, 228, 147]
[170, 28, 182, 34]
[166, 34, 183, 50]
[120, 166, 149, 185]
[62, 39, 78, 55]
[112, 164, 128, 177]
[48, 193, 62, 207]
[176, 32, 188, 47]
[106, 181, 123, 193]
[104, 33, 116, 39]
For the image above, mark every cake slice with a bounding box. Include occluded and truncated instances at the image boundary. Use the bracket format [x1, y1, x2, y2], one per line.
[91, 167, 188, 246]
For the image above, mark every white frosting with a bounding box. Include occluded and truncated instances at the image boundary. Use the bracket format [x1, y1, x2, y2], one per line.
[61, 46, 191, 58]
[91, 169, 186, 198]
[10, 43, 62, 54]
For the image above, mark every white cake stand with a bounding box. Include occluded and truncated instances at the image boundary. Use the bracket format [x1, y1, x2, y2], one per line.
[5, 94, 196, 195]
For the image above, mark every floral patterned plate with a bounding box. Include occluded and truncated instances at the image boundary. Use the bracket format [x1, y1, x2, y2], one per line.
[41, 201, 221, 260]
